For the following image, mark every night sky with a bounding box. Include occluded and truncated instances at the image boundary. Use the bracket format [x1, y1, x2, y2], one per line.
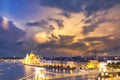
[0, 0, 120, 57]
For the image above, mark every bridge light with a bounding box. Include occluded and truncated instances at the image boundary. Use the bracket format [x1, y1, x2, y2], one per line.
[105, 72, 108, 75]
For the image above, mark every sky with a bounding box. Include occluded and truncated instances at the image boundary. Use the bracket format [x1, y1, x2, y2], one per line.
[0, 0, 120, 57]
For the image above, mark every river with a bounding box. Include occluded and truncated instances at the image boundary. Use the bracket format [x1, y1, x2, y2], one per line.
[0, 61, 119, 80]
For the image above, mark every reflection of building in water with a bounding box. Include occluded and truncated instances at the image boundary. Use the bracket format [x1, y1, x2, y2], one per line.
[23, 51, 40, 64]
[24, 65, 34, 76]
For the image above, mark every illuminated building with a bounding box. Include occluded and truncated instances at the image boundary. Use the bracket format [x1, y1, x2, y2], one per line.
[87, 60, 100, 69]
[107, 60, 120, 63]
[67, 61, 76, 68]
[23, 51, 40, 64]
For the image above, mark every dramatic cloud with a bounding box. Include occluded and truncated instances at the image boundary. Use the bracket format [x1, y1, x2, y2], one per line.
[26, 0, 120, 56]
[0, 17, 27, 56]
[0, 0, 120, 56]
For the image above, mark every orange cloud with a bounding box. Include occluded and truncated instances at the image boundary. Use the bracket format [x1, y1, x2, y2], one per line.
[34, 32, 50, 43]
[33, 12, 87, 43]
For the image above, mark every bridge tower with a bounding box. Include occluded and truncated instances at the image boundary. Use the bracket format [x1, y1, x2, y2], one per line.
[35, 67, 46, 80]
[99, 62, 107, 72]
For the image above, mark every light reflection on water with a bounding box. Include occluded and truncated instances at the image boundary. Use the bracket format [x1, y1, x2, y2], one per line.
[34, 67, 102, 80]
[35, 67, 120, 80]
[23, 65, 34, 76]
[0, 62, 120, 80]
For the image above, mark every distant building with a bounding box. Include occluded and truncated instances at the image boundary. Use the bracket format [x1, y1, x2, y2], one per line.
[87, 60, 100, 69]
[22, 51, 40, 64]
[67, 61, 77, 68]
[107, 60, 120, 63]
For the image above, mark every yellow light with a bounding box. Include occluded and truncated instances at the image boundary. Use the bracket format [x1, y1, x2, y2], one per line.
[101, 73, 104, 76]
[87, 63, 94, 69]
[105, 73, 108, 75]
[87, 60, 100, 69]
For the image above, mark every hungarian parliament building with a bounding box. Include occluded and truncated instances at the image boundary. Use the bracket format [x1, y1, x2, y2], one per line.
[22, 51, 40, 64]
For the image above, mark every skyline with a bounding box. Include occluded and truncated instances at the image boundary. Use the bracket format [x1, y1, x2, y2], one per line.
[0, 0, 120, 57]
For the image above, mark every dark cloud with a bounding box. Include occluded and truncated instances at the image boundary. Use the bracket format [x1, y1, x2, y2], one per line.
[40, 0, 84, 13]
[27, 17, 64, 30]
[82, 22, 100, 35]
[59, 12, 71, 18]
[79, 36, 120, 55]
[84, 0, 120, 16]
[50, 34, 59, 41]
[59, 35, 74, 45]
[48, 25, 55, 30]
[27, 20, 48, 27]
[0, 17, 26, 57]
[47, 18, 64, 28]
[34, 35, 89, 55]
[69, 42, 88, 50]
[87, 46, 120, 54]
[40, 0, 120, 16]
[54, 19, 64, 28]
[81, 35, 110, 42]
[82, 16, 116, 34]
[35, 35, 75, 49]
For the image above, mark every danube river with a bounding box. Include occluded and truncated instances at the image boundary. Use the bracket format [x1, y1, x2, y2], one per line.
[0, 60, 119, 80]
[0, 61, 34, 80]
